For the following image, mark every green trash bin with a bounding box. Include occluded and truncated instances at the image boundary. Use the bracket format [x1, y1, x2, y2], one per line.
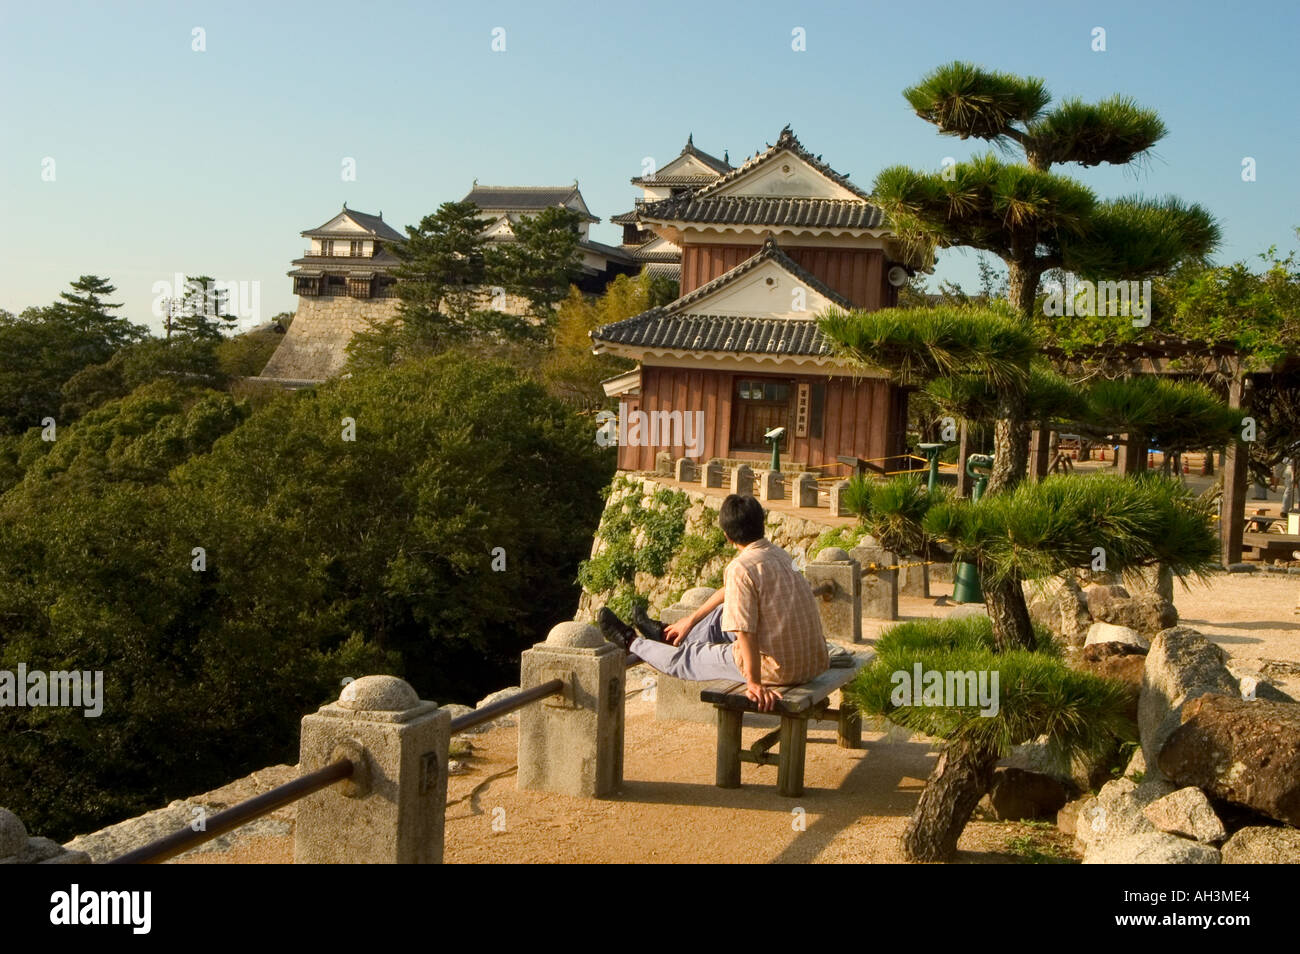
[952, 453, 993, 604]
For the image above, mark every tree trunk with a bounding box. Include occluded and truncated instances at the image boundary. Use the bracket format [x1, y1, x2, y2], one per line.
[902, 737, 1001, 862]
[981, 565, 1037, 651]
[989, 398, 1030, 493]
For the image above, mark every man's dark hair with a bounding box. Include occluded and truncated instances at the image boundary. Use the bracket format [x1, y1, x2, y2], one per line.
[719, 494, 766, 545]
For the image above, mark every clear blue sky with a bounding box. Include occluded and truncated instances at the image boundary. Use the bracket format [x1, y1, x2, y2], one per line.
[2, 0, 1297, 333]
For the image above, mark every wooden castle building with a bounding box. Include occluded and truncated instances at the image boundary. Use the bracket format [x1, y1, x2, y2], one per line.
[591, 127, 919, 473]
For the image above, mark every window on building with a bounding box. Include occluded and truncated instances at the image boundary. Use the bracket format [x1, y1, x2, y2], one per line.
[730, 377, 794, 452]
[350, 240, 364, 257]
[320, 240, 334, 256]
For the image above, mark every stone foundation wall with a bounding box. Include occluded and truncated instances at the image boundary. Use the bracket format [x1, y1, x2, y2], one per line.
[258, 296, 401, 381]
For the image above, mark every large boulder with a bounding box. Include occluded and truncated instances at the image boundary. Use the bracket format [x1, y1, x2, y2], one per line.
[1086, 584, 1178, 635]
[1069, 642, 1145, 721]
[1141, 787, 1227, 843]
[1138, 627, 1240, 781]
[1085, 622, 1148, 651]
[1157, 693, 1300, 827]
[984, 767, 1069, 821]
[1220, 826, 1300, 864]
[1024, 575, 1092, 645]
[1084, 831, 1221, 864]
[1075, 778, 1156, 853]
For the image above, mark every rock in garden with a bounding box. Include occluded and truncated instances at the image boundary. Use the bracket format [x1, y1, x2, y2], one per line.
[1084, 831, 1221, 864]
[1157, 693, 1300, 827]
[985, 767, 1068, 821]
[1084, 583, 1130, 615]
[1075, 778, 1155, 853]
[1024, 576, 1091, 645]
[1220, 826, 1300, 864]
[1085, 622, 1147, 650]
[1096, 594, 1178, 635]
[1070, 642, 1146, 721]
[1141, 787, 1226, 843]
[1139, 627, 1239, 780]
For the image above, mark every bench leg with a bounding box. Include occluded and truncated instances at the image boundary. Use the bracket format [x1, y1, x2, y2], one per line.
[777, 717, 808, 797]
[837, 697, 861, 750]
[715, 708, 743, 788]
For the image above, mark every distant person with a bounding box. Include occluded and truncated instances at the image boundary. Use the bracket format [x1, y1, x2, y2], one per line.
[1281, 449, 1297, 516]
[597, 494, 829, 712]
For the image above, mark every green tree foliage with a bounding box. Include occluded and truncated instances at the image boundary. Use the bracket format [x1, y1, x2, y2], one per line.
[0, 351, 612, 840]
[0, 277, 146, 434]
[846, 615, 1134, 861]
[542, 272, 677, 407]
[486, 205, 585, 319]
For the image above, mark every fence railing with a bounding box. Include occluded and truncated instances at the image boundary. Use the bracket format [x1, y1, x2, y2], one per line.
[104, 571, 874, 864]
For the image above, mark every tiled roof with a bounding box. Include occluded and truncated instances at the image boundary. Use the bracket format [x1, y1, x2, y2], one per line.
[679, 133, 732, 175]
[691, 126, 871, 202]
[591, 238, 851, 357]
[594, 311, 830, 356]
[611, 210, 641, 225]
[630, 174, 720, 187]
[637, 195, 884, 230]
[461, 185, 599, 222]
[304, 205, 406, 242]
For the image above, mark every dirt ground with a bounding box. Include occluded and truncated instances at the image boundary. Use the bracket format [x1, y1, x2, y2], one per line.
[179, 567, 1296, 865]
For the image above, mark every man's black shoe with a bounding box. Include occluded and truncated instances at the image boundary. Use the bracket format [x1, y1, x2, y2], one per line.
[597, 607, 637, 651]
[632, 605, 668, 643]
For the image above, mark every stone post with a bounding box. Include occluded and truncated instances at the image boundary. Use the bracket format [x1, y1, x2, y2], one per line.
[296, 674, 450, 864]
[803, 547, 862, 644]
[759, 469, 784, 501]
[675, 457, 697, 483]
[897, 561, 931, 598]
[829, 479, 852, 516]
[796, 472, 819, 508]
[851, 545, 898, 621]
[655, 452, 673, 476]
[703, 458, 725, 488]
[518, 621, 625, 797]
[730, 464, 754, 496]
[654, 587, 722, 723]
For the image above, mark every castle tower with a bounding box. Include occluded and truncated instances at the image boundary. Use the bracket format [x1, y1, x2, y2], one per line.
[258, 205, 406, 383]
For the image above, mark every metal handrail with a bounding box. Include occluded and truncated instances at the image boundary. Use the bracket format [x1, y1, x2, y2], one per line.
[108, 658, 641, 864]
[108, 757, 355, 864]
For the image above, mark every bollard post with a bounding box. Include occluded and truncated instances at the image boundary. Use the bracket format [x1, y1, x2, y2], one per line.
[703, 458, 725, 488]
[796, 472, 819, 508]
[803, 547, 862, 643]
[675, 457, 697, 483]
[851, 545, 899, 621]
[759, 469, 784, 501]
[730, 464, 754, 496]
[829, 479, 852, 516]
[518, 622, 625, 797]
[654, 588, 721, 723]
[296, 675, 450, 864]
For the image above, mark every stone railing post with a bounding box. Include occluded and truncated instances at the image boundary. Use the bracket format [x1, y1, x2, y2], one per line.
[759, 469, 784, 501]
[804, 547, 863, 643]
[654, 587, 720, 723]
[851, 544, 899, 621]
[675, 457, 697, 483]
[703, 459, 725, 488]
[829, 479, 852, 516]
[730, 464, 754, 496]
[296, 675, 450, 864]
[796, 472, 819, 507]
[518, 621, 624, 797]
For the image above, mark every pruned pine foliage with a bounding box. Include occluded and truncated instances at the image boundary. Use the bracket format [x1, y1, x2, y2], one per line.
[924, 473, 1218, 585]
[1025, 95, 1167, 169]
[1062, 195, 1221, 279]
[841, 474, 944, 557]
[847, 617, 1134, 768]
[903, 62, 1049, 144]
[1082, 376, 1241, 453]
[818, 304, 1036, 393]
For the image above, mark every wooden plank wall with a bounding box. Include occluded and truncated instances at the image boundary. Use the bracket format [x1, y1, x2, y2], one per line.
[680, 244, 891, 309]
[615, 366, 898, 472]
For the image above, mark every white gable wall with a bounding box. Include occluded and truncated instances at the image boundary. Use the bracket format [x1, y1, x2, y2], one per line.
[710, 151, 860, 200]
[683, 257, 839, 318]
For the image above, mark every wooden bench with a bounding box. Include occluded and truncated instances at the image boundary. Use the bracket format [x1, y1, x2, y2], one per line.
[699, 651, 872, 797]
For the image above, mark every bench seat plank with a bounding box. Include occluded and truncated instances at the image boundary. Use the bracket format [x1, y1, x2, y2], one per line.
[699, 652, 872, 715]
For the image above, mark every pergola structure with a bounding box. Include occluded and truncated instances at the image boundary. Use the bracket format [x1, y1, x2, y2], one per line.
[955, 333, 1285, 566]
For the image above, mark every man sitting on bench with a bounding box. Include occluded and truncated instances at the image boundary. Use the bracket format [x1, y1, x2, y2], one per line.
[597, 494, 829, 712]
